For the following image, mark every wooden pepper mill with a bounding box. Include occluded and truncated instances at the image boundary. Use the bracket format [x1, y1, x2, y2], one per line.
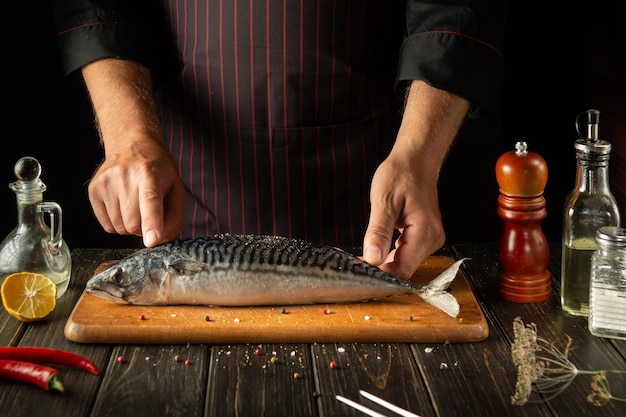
[496, 141, 551, 302]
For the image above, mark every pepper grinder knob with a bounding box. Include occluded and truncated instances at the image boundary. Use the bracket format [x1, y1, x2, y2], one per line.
[495, 141, 551, 302]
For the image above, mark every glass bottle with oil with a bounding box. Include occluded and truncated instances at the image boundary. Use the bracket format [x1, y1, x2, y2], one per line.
[0, 156, 72, 297]
[561, 109, 620, 316]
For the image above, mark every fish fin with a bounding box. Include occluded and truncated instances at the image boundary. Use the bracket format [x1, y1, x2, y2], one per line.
[168, 260, 208, 275]
[423, 292, 460, 318]
[420, 258, 469, 318]
[426, 258, 469, 292]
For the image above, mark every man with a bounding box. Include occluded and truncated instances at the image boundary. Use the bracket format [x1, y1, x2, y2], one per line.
[55, 1, 504, 278]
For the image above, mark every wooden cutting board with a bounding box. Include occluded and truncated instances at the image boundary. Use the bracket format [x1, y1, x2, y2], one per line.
[64, 256, 488, 344]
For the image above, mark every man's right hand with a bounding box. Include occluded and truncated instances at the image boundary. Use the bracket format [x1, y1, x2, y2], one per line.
[88, 140, 185, 247]
[82, 58, 185, 247]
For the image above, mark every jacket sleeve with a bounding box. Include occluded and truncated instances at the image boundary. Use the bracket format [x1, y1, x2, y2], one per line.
[53, 0, 176, 78]
[398, 0, 506, 118]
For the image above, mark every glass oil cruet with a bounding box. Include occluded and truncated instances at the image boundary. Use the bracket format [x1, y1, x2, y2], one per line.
[0, 156, 71, 297]
[561, 109, 621, 316]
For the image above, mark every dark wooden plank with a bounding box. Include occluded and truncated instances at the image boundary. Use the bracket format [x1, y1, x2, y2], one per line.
[206, 343, 318, 417]
[453, 243, 626, 416]
[0, 311, 26, 346]
[90, 344, 209, 417]
[411, 337, 551, 416]
[313, 342, 434, 417]
[0, 248, 124, 417]
[382, 245, 548, 417]
[71, 249, 213, 417]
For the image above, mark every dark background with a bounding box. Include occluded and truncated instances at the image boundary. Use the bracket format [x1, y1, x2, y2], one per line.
[1, 2, 623, 250]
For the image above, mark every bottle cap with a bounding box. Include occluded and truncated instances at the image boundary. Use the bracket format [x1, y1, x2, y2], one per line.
[9, 156, 46, 204]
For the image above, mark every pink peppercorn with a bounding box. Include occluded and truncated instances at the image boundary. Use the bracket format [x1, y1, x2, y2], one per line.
[329, 361, 338, 369]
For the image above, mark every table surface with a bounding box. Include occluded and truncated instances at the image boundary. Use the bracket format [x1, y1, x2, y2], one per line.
[1, 242, 625, 417]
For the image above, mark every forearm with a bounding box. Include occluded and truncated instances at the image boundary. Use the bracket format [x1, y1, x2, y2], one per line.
[81, 58, 163, 156]
[393, 80, 470, 176]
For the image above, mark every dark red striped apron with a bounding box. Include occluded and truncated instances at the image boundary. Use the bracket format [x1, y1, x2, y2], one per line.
[158, 0, 404, 247]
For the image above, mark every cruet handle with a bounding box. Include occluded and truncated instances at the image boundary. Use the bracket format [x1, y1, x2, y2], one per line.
[37, 201, 63, 250]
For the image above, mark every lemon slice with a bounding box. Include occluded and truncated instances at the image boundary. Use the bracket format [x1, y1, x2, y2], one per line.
[1, 272, 57, 322]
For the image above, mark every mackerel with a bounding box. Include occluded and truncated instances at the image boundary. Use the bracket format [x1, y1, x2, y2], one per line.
[86, 234, 466, 317]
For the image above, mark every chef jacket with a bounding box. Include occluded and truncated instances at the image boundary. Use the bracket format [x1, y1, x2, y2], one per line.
[55, 0, 504, 248]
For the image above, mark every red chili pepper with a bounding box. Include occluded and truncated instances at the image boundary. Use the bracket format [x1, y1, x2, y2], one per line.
[0, 347, 99, 375]
[0, 359, 64, 392]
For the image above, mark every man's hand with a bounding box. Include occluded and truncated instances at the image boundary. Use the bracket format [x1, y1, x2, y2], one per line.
[82, 58, 185, 247]
[363, 80, 470, 279]
[88, 141, 185, 247]
[363, 151, 445, 279]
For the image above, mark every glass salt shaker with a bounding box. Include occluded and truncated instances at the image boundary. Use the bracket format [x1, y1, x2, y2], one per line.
[589, 226, 626, 340]
[0, 156, 72, 297]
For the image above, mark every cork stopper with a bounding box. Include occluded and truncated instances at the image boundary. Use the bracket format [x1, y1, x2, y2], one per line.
[495, 141, 548, 196]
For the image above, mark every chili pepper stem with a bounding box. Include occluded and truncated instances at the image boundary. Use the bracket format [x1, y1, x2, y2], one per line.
[48, 373, 64, 392]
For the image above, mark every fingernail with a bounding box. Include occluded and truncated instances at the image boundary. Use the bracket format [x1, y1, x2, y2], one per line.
[144, 230, 158, 247]
[364, 245, 383, 265]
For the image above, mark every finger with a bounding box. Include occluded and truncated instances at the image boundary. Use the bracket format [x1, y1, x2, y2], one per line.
[90, 197, 116, 234]
[362, 204, 397, 267]
[138, 177, 166, 247]
[378, 226, 426, 279]
[89, 182, 134, 235]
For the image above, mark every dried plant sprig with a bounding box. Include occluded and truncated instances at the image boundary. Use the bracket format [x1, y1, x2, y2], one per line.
[510, 317, 626, 407]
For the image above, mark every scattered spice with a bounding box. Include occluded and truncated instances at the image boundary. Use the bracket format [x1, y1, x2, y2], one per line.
[174, 355, 181, 362]
[280, 307, 286, 314]
[184, 359, 191, 366]
[234, 317, 240, 323]
[138, 314, 146, 321]
[204, 315, 210, 321]
[254, 348, 263, 356]
[0, 359, 64, 392]
[329, 361, 338, 369]
[116, 356, 125, 363]
[0, 346, 99, 375]
[323, 308, 331, 315]
[408, 316, 414, 321]
[364, 315, 371, 321]
[293, 372, 301, 379]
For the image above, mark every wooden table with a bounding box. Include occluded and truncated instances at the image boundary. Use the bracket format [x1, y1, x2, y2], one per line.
[0, 243, 625, 417]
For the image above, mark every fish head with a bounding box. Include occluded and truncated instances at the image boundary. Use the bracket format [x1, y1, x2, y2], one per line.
[86, 252, 171, 304]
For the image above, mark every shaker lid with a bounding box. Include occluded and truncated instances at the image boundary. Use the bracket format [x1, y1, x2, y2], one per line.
[595, 226, 626, 248]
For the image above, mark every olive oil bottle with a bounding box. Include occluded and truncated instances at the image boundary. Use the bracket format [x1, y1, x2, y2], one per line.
[561, 110, 620, 316]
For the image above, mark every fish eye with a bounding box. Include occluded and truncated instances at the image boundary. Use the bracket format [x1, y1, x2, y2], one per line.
[110, 269, 126, 286]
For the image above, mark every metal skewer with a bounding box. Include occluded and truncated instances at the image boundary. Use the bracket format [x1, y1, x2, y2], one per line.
[335, 390, 421, 417]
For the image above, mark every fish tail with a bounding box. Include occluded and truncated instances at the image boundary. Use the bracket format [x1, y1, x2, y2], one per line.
[419, 258, 469, 318]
